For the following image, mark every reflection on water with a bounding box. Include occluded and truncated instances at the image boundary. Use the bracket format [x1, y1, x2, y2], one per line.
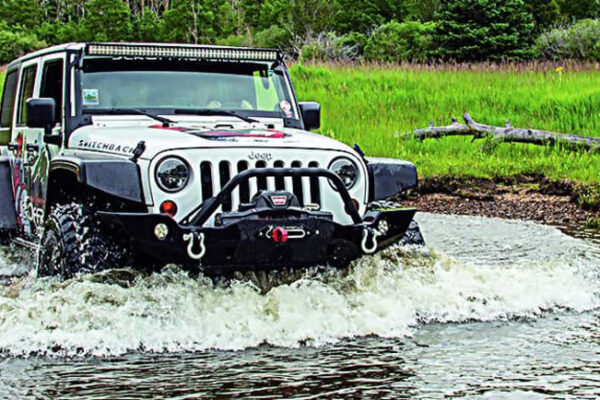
[0, 213, 599, 399]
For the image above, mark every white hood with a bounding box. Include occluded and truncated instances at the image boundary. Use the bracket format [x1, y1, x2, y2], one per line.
[68, 117, 354, 160]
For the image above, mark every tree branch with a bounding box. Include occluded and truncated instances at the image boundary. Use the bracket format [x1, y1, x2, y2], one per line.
[410, 113, 600, 152]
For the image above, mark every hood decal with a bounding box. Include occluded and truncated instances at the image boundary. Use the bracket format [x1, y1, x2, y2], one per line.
[149, 125, 286, 140]
[78, 139, 136, 155]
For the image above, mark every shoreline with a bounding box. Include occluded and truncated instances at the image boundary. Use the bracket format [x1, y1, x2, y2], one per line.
[403, 174, 600, 230]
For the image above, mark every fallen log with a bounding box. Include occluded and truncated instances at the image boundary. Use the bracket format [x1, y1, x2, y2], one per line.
[411, 113, 600, 152]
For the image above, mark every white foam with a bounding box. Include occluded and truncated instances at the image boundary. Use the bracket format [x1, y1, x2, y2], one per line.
[0, 243, 597, 357]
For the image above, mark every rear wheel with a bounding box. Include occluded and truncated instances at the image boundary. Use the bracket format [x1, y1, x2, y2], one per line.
[37, 204, 129, 278]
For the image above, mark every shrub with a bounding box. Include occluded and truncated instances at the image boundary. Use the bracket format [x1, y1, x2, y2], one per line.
[215, 34, 253, 47]
[253, 25, 291, 50]
[338, 32, 368, 55]
[363, 21, 436, 63]
[535, 19, 600, 60]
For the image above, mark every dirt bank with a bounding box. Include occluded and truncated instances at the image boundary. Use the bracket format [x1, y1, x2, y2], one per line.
[403, 174, 600, 228]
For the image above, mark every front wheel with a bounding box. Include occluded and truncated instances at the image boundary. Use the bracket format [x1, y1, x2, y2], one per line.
[37, 204, 129, 278]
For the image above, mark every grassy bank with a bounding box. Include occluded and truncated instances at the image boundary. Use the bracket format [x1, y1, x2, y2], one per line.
[291, 64, 600, 184]
[2, 65, 600, 184]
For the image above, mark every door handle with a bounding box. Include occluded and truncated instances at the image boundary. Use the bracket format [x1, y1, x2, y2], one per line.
[7, 142, 19, 151]
[26, 143, 39, 152]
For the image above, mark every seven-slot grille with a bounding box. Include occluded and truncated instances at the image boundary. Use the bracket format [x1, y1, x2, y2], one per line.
[199, 160, 322, 212]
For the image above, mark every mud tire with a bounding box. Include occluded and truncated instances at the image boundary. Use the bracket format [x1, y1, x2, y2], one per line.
[368, 200, 425, 246]
[37, 204, 129, 278]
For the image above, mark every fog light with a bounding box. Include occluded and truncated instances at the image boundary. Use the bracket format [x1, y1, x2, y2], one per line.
[377, 219, 389, 235]
[154, 223, 169, 240]
[160, 200, 178, 217]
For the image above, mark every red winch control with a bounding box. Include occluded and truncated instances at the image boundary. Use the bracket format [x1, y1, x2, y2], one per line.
[272, 227, 289, 243]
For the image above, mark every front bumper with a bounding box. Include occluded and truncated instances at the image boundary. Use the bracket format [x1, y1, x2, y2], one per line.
[98, 168, 417, 271]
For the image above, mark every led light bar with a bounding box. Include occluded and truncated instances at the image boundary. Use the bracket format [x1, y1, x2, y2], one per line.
[86, 43, 280, 61]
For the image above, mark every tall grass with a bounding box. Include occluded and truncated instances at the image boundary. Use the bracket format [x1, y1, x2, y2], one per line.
[2, 65, 600, 183]
[291, 64, 600, 183]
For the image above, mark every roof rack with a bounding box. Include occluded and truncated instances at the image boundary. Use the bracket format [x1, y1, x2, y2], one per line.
[85, 43, 281, 61]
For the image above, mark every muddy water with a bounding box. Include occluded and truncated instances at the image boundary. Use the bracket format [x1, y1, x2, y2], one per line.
[0, 213, 599, 399]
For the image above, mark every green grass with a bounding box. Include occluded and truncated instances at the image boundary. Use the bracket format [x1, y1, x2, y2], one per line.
[291, 64, 600, 184]
[3, 65, 600, 184]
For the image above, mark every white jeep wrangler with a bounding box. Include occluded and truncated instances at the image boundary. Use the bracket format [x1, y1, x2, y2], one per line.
[0, 43, 422, 277]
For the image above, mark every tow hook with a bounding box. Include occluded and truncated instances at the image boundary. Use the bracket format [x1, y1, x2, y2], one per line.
[262, 225, 308, 241]
[183, 232, 206, 261]
[272, 227, 289, 243]
[361, 219, 389, 254]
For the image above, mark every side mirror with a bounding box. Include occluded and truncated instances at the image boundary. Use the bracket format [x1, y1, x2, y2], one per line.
[299, 102, 321, 131]
[26, 98, 56, 131]
[26, 98, 61, 146]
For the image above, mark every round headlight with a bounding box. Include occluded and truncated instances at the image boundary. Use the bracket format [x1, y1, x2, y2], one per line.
[329, 158, 358, 190]
[156, 157, 190, 192]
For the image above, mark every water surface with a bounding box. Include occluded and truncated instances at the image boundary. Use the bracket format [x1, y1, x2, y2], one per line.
[0, 213, 599, 399]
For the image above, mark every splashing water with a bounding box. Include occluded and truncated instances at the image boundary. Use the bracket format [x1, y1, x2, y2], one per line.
[0, 213, 598, 358]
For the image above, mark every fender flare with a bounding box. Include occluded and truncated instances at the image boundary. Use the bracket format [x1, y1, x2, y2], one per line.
[367, 157, 418, 201]
[49, 155, 144, 203]
[0, 157, 17, 230]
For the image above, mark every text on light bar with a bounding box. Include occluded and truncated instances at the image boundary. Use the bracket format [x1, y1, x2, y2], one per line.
[86, 44, 280, 61]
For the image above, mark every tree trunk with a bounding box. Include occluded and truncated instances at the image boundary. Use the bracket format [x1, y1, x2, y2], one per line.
[410, 113, 600, 152]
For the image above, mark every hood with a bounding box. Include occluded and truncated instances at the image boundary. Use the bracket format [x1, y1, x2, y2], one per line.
[68, 120, 353, 160]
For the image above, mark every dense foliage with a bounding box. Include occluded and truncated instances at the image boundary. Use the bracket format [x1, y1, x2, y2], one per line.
[434, 0, 534, 61]
[1, 0, 600, 64]
[535, 19, 600, 60]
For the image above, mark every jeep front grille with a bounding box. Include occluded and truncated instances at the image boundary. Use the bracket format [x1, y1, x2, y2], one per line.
[200, 160, 322, 211]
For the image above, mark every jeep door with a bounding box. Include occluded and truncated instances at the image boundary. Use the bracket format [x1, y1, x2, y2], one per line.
[13, 55, 65, 236]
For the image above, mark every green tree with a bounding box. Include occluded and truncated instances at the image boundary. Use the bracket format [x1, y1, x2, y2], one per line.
[524, 0, 561, 31]
[434, 0, 534, 61]
[162, 0, 234, 44]
[286, 0, 335, 38]
[83, 0, 133, 41]
[133, 7, 162, 42]
[557, 0, 600, 21]
[240, 0, 287, 31]
[0, 0, 44, 28]
[364, 20, 436, 62]
[404, 0, 442, 22]
[333, 0, 408, 34]
[0, 22, 45, 64]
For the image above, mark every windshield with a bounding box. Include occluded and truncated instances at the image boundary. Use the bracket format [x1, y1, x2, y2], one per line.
[79, 59, 298, 120]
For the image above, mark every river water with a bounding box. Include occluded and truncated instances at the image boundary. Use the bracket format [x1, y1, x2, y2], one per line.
[0, 213, 599, 399]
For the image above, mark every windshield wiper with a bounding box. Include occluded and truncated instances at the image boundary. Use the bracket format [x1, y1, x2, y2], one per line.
[174, 109, 259, 124]
[83, 108, 175, 127]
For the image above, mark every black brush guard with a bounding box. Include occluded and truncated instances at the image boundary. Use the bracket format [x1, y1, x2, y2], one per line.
[99, 168, 417, 271]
